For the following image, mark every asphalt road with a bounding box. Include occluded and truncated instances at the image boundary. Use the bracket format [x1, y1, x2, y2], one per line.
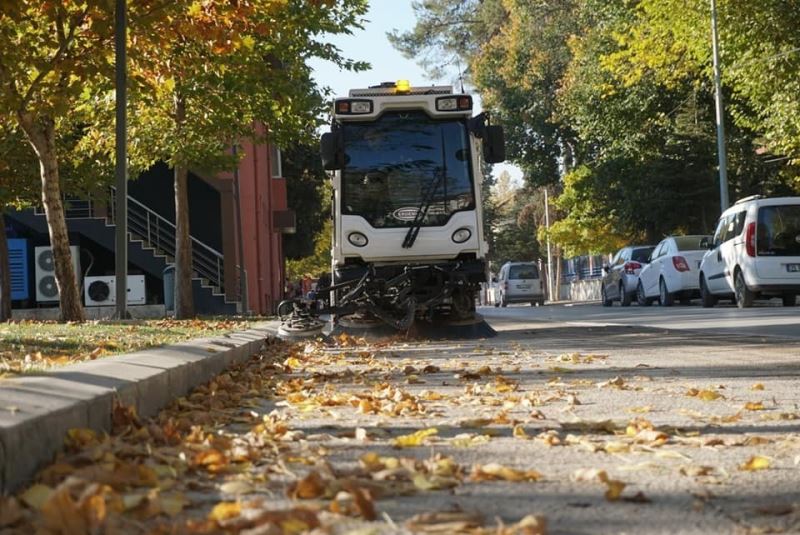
[480, 300, 800, 340]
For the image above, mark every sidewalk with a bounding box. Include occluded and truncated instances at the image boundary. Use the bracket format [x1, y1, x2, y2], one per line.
[0, 320, 280, 493]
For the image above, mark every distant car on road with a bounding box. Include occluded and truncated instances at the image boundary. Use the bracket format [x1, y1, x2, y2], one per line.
[600, 245, 655, 306]
[699, 195, 800, 308]
[495, 261, 545, 307]
[636, 235, 710, 306]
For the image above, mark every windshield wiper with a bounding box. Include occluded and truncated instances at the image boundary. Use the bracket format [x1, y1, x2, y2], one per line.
[402, 131, 447, 249]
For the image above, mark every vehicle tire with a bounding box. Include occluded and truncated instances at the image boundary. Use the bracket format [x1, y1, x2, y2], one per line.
[659, 278, 674, 307]
[501, 295, 508, 308]
[637, 281, 652, 307]
[700, 275, 717, 308]
[782, 293, 797, 307]
[539, 299, 546, 306]
[601, 285, 612, 307]
[734, 269, 755, 308]
[494, 301, 500, 308]
[620, 283, 632, 307]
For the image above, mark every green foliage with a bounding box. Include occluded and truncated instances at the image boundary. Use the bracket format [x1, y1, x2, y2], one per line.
[286, 219, 331, 281]
[283, 143, 331, 260]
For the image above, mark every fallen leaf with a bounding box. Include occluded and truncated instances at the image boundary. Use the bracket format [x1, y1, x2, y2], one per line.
[406, 511, 485, 532]
[751, 383, 765, 391]
[288, 471, 327, 499]
[739, 456, 771, 471]
[743, 401, 765, 411]
[0, 497, 23, 527]
[458, 418, 493, 428]
[471, 463, 542, 482]
[220, 481, 254, 495]
[393, 428, 438, 448]
[208, 501, 241, 522]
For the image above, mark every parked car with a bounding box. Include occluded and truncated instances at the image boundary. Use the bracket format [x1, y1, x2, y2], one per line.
[636, 235, 711, 306]
[494, 261, 545, 307]
[600, 245, 655, 306]
[698, 195, 800, 308]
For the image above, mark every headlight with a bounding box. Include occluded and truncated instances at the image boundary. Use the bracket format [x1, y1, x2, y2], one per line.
[452, 227, 472, 243]
[348, 232, 368, 247]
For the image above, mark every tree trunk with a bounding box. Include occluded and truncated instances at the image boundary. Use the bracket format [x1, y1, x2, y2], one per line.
[174, 164, 194, 318]
[173, 91, 194, 319]
[0, 212, 11, 322]
[17, 111, 85, 322]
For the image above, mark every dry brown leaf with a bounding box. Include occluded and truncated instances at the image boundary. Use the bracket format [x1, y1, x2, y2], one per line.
[743, 401, 765, 411]
[471, 463, 542, 482]
[288, 471, 328, 499]
[406, 511, 485, 533]
[0, 497, 23, 528]
[41, 484, 87, 535]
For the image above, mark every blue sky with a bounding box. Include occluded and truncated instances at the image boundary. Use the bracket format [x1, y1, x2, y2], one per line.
[308, 1, 523, 184]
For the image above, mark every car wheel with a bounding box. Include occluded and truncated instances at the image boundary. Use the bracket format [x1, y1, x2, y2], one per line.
[601, 285, 612, 307]
[659, 278, 674, 307]
[620, 283, 632, 307]
[782, 293, 797, 307]
[494, 301, 500, 308]
[501, 295, 508, 307]
[637, 281, 652, 307]
[700, 275, 717, 308]
[734, 269, 755, 308]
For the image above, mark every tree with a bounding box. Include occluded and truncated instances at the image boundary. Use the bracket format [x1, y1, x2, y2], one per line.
[283, 143, 331, 260]
[109, 0, 368, 318]
[0, 3, 125, 321]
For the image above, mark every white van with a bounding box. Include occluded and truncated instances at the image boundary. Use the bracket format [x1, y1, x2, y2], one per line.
[495, 261, 545, 307]
[698, 195, 800, 307]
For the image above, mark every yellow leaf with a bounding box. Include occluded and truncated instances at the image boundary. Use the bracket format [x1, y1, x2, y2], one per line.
[208, 501, 241, 522]
[20, 484, 52, 510]
[471, 463, 542, 482]
[751, 383, 765, 391]
[393, 428, 438, 448]
[220, 480, 254, 495]
[739, 456, 771, 471]
[744, 401, 765, 411]
[604, 479, 626, 501]
[689, 389, 723, 401]
[512, 425, 530, 439]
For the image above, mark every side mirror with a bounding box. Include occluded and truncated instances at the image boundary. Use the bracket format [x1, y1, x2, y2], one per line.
[700, 237, 711, 250]
[483, 125, 506, 164]
[320, 131, 345, 170]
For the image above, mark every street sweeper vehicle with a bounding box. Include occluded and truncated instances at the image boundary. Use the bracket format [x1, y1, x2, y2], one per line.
[278, 80, 505, 338]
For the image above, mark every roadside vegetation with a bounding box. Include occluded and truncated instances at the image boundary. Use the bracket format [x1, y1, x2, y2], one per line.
[391, 0, 800, 264]
[0, 318, 251, 376]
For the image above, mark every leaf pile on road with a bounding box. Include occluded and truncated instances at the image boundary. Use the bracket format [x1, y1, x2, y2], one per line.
[3, 331, 800, 534]
[0, 319, 250, 376]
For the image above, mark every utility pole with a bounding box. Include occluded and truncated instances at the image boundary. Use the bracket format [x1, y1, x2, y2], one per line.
[711, 0, 730, 211]
[114, 0, 128, 319]
[232, 145, 249, 315]
[544, 186, 554, 302]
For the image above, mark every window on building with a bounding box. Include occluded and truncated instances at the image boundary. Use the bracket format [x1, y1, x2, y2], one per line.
[270, 145, 282, 178]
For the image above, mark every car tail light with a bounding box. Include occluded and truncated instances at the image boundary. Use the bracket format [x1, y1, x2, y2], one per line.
[745, 222, 756, 257]
[672, 256, 690, 272]
[623, 261, 641, 275]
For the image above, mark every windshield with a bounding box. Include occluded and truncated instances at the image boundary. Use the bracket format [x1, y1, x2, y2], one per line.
[509, 264, 539, 279]
[757, 205, 800, 256]
[674, 236, 709, 251]
[341, 111, 474, 228]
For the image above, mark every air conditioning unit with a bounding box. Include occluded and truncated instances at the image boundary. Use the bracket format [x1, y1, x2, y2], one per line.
[34, 245, 80, 303]
[85, 275, 146, 306]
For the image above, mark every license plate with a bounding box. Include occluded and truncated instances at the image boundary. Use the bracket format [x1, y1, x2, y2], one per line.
[517, 284, 531, 289]
[787, 264, 800, 273]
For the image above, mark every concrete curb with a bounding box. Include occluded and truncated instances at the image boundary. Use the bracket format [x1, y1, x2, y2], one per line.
[0, 321, 280, 494]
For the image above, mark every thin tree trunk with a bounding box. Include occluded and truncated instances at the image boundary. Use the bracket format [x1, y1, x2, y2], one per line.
[17, 111, 85, 322]
[0, 212, 11, 321]
[173, 94, 194, 318]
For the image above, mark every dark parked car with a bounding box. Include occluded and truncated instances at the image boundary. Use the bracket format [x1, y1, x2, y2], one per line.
[601, 245, 655, 306]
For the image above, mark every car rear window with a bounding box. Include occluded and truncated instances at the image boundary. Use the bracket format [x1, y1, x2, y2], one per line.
[757, 205, 800, 256]
[673, 236, 709, 251]
[631, 247, 654, 263]
[509, 264, 539, 279]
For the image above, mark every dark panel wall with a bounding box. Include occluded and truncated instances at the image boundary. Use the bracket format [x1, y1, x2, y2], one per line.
[129, 162, 223, 252]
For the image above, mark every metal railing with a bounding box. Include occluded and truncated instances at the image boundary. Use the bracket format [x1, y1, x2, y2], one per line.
[108, 188, 225, 291]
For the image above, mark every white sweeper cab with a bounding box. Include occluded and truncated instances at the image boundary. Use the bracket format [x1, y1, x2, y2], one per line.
[278, 80, 505, 338]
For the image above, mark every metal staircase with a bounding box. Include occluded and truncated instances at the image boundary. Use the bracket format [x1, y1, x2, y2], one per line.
[17, 193, 240, 314]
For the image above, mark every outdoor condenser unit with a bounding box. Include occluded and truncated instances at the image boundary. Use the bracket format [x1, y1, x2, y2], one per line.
[84, 275, 146, 306]
[34, 245, 80, 303]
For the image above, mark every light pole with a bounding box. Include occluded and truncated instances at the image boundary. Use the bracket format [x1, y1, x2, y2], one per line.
[544, 186, 554, 302]
[114, 0, 128, 319]
[711, 0, 730, 211]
